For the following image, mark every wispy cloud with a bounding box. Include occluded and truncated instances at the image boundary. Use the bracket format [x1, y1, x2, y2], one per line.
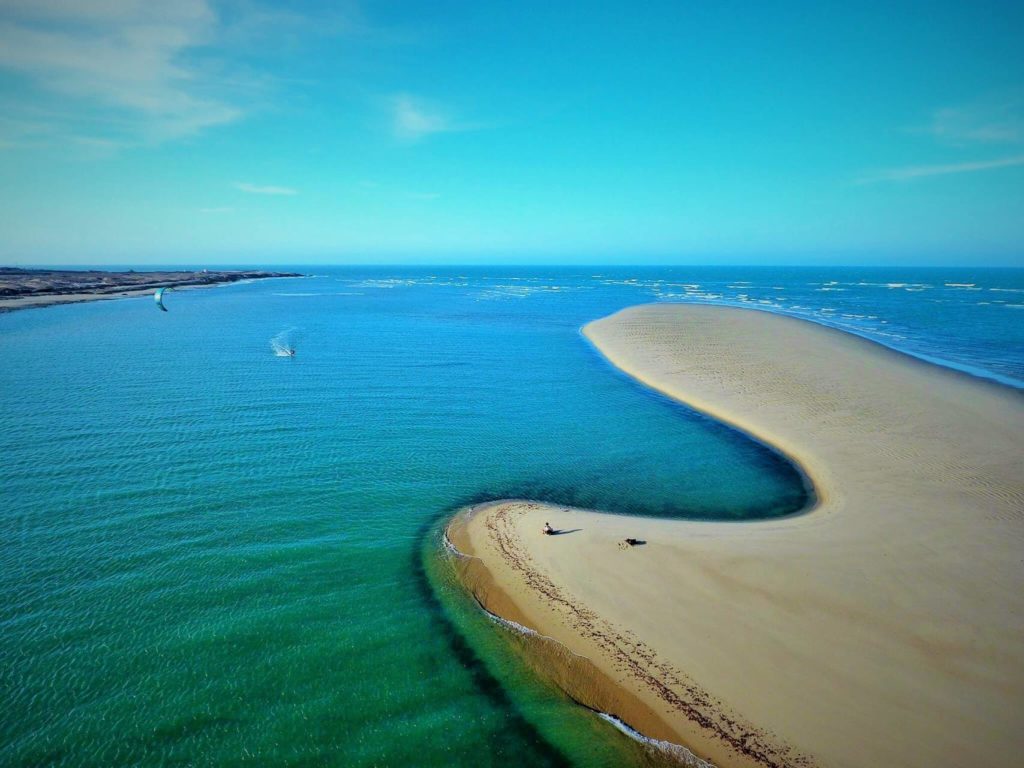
[857, 154, 1024, 184]
[234, 182, 298, 196]
[860, 92, 1024, 183]
[0, 115, 55, 149]
[391, 94, 470, 141]
[923, 93, 1024, 145]
[0, 1, 243, 144]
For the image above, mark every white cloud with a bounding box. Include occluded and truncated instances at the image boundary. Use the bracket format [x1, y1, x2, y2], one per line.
[0, 115, 55, 148]
[924, 93, 1024, 145]
[857, 154, 1024, 184]
[859, 93, 1024, 183]
[234, 181, 298, 195]
[391, 94, 465, 141]
[0, 0, 240, 143]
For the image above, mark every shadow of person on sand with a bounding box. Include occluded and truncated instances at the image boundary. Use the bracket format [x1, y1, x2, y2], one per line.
[550, 528, 582, 535]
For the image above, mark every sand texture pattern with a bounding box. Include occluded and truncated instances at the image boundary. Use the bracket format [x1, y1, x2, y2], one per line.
[448, 304, 1024, 768]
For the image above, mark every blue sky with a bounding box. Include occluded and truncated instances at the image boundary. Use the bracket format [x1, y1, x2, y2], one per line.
[1, 1, 1023, 266]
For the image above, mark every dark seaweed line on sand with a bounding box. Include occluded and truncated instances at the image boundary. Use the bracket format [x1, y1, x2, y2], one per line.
[481, 502, 815, 768]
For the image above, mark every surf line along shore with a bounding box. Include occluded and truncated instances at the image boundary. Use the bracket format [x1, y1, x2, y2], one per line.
[445, 304, 1024, 768]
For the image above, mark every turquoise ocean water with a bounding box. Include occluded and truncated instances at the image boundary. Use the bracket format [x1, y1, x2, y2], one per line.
[2, 266, 1022, 766]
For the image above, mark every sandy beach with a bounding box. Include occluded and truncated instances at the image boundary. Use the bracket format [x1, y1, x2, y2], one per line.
[0, 269, 301, 313]
[447, 304, 1024, 768]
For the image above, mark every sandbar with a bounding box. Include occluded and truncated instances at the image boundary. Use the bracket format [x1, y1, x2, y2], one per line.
[447, 304, 1024, 768]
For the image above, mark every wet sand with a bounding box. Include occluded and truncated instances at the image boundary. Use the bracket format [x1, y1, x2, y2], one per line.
[448, 304, 1024, 768]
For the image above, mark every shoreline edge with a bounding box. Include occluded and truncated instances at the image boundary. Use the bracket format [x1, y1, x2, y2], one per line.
[443, 304, 1024, 768]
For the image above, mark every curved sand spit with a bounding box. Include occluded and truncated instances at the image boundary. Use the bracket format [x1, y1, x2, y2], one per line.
[447, 304, 1024, 768]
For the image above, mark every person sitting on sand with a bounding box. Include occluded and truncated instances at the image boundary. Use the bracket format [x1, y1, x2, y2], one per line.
[542, 522, 553, 535]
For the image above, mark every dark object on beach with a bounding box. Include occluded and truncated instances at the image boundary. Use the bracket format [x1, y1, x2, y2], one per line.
[620, 538, 646, 548]
[542, 523, 581, 536]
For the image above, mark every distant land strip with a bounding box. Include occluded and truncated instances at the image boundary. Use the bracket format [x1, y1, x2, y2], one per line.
[0, 268, 303, 313]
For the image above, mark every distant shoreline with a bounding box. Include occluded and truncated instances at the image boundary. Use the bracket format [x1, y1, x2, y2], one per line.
[448, 304, 1024, 768]
[0, 268, 303, 313]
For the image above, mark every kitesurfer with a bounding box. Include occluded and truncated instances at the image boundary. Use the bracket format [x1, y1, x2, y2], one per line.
[154, 287, 171, 311]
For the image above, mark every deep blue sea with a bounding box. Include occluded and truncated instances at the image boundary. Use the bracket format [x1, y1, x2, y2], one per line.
[1, 266, 1022, 767]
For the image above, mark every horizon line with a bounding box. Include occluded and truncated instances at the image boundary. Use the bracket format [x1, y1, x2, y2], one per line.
[4, 262, 1023, 271]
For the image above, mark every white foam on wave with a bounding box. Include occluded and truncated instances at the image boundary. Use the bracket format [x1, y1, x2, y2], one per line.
[477, 599, 715, 765]
[442, 527, 469, 558]
[350, 278, 422, 289]
[885, 283, 931, 290]
[483, 606, 541, 638]
[475, 283, 580, 301]
[653, 292, 692, 300]
[471, 582, 596, 660]
[444, 528, 711, 765]
[597, 713, 717, 768]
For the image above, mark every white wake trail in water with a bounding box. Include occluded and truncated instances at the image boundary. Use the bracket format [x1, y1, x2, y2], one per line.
[270, 327, 298, 357]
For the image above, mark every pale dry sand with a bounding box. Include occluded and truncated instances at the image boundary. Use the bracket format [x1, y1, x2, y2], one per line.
[0, 288, 162, 312]
[449, 304, 1024, 768]
[0, 269, 300, 313]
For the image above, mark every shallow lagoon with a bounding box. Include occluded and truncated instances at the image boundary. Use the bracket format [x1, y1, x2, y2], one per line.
[1, 266, 1020, 765]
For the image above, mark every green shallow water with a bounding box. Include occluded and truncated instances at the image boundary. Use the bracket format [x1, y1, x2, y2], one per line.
[4, 266, 1018, 766]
